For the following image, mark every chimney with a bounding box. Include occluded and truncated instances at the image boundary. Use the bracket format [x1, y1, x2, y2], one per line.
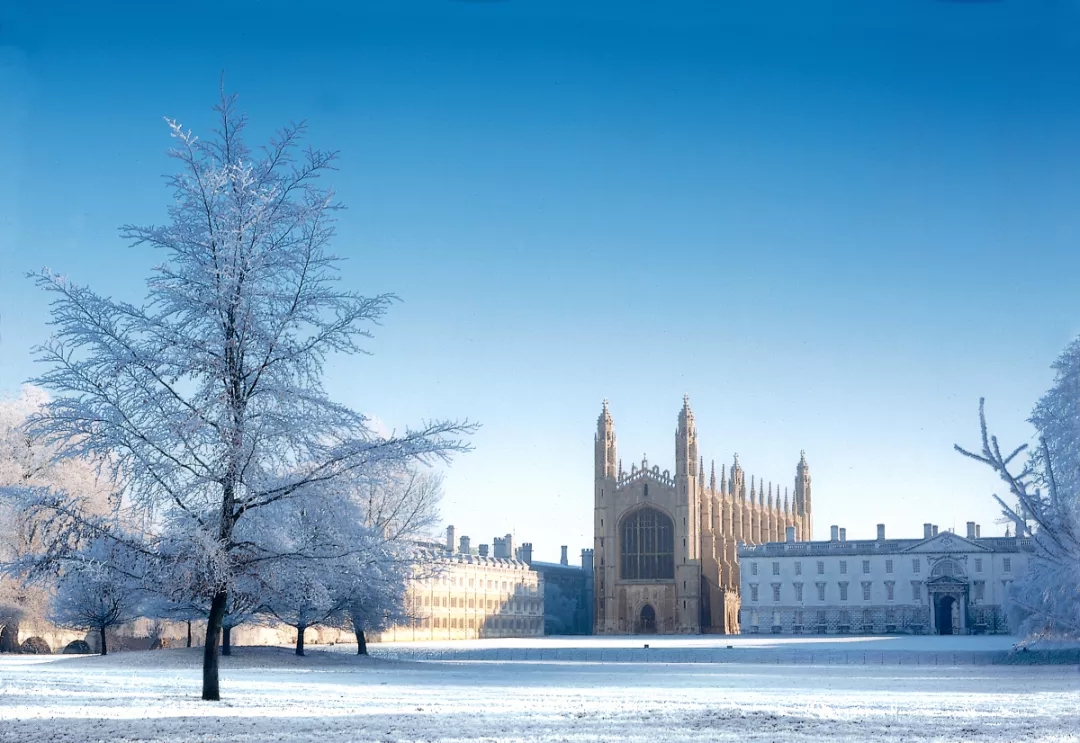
[830, 525, 839, 541]
[966, 522, 976, 539]
[560, 546, 568, 565]
[518, 542, 533, 565]
[876, 524, 886, 541]
[581, 548, 594, 572]
[839, 527, 847, 542]
[446, 525, 456, 552]
[478, 544, 489, 558]
[932, 525, 939, 537]
[785, 526, 796, 543]
[975, 524, 981, 538]
[923, 523, 933, 539]
[459, 536, 471, 555]
[505, 533, 514, 559]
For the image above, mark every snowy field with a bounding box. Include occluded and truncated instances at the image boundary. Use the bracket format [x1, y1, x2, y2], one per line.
[1, 641, 1078, 742]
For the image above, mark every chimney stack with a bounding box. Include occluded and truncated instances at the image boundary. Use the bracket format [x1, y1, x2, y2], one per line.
[830, 525, 839, 541]
[560, 546, 568, 565]
[459, 536, 471, 555]
[966, 522, 976, 539]
[518, 542, 533, 565]
[876, 524, 886, 541]
[581, 548, 594, 572]
[975, 524, 981, 538]
[932, 525, 939, 537]
[923, 523, 933, 539]
[785, 526, 796, 543]
[446, 525, 456, 552]
[479, 544, 489, 558]
[839, 527, 847, 542]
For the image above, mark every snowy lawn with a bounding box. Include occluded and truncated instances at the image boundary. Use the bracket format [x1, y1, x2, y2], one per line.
[1, 644, 1078, 742]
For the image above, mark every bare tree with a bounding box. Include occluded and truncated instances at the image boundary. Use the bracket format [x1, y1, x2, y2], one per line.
[9, 89, 474, 699]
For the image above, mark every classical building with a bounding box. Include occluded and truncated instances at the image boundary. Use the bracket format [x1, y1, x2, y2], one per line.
[593, 397, 813, 635]
[372, 527, 544, 642]
[738, 522, 1029, 635]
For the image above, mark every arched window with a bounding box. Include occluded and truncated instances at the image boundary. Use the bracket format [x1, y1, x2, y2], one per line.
[621, 507, 675, 580]
[931, 559, 963, 578]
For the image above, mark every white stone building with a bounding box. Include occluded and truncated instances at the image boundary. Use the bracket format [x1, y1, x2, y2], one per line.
[372, 527, 545, 642]
[738, 522, 1028, 635]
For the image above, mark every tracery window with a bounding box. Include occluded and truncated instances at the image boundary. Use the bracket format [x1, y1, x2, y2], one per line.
[620, 507, 675, 580]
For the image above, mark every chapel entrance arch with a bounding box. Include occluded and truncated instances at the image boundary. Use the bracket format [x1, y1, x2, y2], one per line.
[639, 604, 657, 634]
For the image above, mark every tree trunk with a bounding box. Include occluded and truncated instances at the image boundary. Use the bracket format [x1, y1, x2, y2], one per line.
[99, 626, 107, 656]
[295, 625, 306, 656]
[202, 589, 228, 701]
[222, 625, 232, 656]
[187, 620, 192, 648]
[354, 617, 367, 656]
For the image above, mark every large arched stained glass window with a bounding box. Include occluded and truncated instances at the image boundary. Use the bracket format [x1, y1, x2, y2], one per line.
[621, 507, 675, 580]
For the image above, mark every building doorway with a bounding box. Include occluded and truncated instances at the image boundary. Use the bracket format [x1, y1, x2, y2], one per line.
[639, 604, 656, 634]
[936, 595, 957, 635]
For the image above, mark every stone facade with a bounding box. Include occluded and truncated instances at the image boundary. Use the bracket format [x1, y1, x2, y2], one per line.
[373, 535, 544, 642]
[593, 397, 812, 635]
[738, 523, 1028, 635]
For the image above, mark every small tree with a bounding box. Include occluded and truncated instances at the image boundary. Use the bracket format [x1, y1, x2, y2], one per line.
[51, 542, 142, 655]
[956, 337, 1080, 640]
[13, 89, 474, 699]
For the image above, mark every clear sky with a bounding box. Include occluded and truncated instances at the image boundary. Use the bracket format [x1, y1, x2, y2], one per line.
[3, 1, 1080, 563]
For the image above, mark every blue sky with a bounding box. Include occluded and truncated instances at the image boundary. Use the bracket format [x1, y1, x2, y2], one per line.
[2, 0, 1080, 562]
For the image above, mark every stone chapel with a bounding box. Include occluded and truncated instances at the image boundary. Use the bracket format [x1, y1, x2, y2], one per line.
[593, 397, 813, 634]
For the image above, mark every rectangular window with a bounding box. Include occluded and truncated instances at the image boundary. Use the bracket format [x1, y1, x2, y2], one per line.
[885, 559, 893, 574]
[912, 559, 921, 574]
[885, 582, 894, 601]
[1003, 558, 1012, 573]
[751, 562, 758, 576]
[840, 561, 847, 575]
[974, 558, 982, 573]
[975, 581, 985, 600]
[839, 582, 848, 601]
[772, 561, 780, 576]
[817, 561, 825, 575]
[794, 583, 803, 601]
[911, 582, 921, 601]
[816, 583, 825, 602]
[750, 584, 759, 602]
[795, 561, 802, 576]
[862, 582, 871, 601]
[862, 560, 871, 574]
[772, 584, 781, 602]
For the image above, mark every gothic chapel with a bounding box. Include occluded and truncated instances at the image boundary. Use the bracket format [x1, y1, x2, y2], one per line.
[593, 397, 813, 634]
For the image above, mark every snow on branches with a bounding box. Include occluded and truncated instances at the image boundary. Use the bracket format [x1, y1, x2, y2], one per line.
[956, 337, 1080, 640]
[11, 89, 475, 698]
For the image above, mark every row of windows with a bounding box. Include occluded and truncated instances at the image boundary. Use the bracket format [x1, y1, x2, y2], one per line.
[428, 576, 538, 592]
[748, 557, 1011, 576]
[748, 579, 1004, 603]
[412, 616, 542, 631]
[417, 596, 542, 612]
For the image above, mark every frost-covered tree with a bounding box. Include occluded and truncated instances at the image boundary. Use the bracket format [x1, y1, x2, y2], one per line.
[335, 542, 413, 655]
[50, 540, 144, 656]
[956, 337, 1080, 640]
[10, 90, 473, 699]
[0, 386, 115, 649]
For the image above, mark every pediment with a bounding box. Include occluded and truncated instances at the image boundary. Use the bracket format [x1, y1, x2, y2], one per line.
[904, 532, 988, 554]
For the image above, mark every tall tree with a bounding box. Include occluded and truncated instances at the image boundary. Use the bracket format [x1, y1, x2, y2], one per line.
[956, 337, 1080, 640]
[12, 90, 473, 699]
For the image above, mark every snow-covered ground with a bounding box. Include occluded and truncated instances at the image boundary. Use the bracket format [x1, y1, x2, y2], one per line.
[0, 643, 1077, 742]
